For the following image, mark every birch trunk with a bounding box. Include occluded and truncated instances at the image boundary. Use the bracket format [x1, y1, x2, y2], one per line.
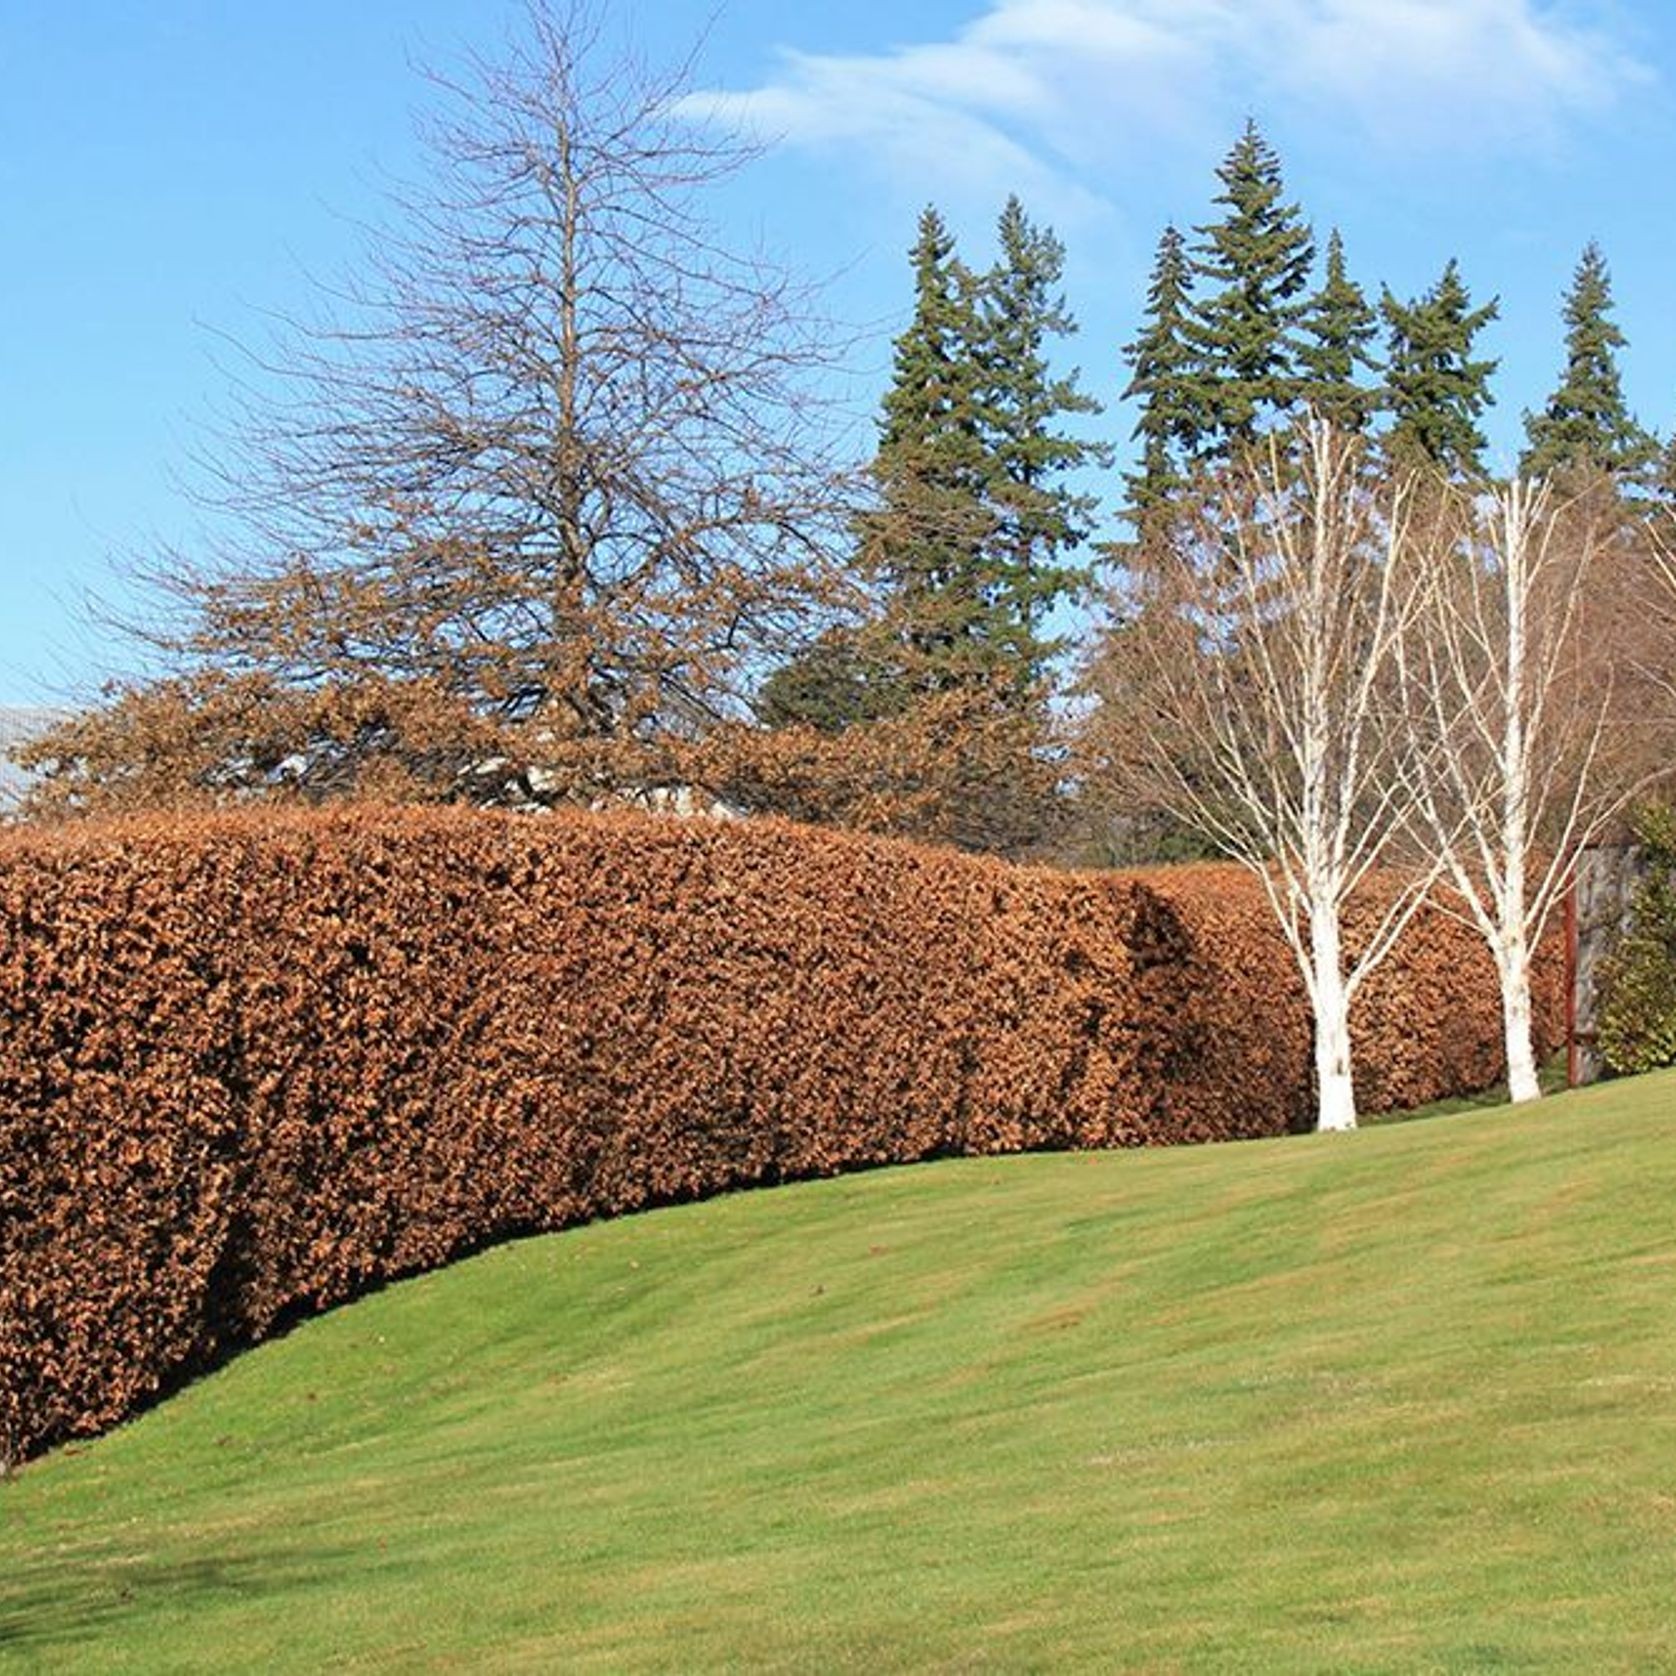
[1497, 558, 1541, 1105]
[1497, 940, 1542, 1103]
[1400, 479, 1624, 1112]
[1309, 908, 1358, 1132]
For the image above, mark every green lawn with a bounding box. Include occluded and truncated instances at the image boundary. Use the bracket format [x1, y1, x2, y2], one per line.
[5, 1071, 1676, 1673]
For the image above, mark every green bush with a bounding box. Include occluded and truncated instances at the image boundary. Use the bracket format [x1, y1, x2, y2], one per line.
[1598, 804, 1676, 1076]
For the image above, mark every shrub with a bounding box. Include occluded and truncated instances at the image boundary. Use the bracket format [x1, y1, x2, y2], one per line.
[1598, 805, 1676, 1076]
[0, 809, 1557, 1462]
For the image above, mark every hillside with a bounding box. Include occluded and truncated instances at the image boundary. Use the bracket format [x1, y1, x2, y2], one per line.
[4, 1072, 1675, 1672]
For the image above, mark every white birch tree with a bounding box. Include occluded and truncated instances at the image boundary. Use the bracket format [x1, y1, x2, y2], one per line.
[1397, 478, 1636, 1103]
[1645, 519, 1676, 713]
[1115, 421, 1438, 1131]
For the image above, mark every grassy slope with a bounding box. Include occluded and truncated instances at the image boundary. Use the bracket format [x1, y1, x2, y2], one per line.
[4, 1071, 1676, 1674]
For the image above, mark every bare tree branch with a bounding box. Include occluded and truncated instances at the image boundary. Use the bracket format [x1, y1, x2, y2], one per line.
[51, 0, 861, 811]
[1097, 420, 1442, 1131]
[1395, 474, 1656, 1101]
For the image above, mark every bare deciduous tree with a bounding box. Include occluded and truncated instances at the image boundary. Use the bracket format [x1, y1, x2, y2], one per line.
[32, 0, 854, 811]
[1396, 477, 1642, 1103]
[1102, 422, 1438, 1131]
[1645, 515, 1676, 719]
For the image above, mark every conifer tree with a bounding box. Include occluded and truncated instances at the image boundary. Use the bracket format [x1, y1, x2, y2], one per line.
[861, 205, 998, 691]
[1187, 120, 1315, 446]
[765, 206, 990, 732]
[1297, 229, 1381, 432]
[1381, 259, 1500, 478]
[758, 200, 1098, 851]
[850, 199, 1105, 703]
[1521, 242, 1655, 481]
[751, 628, 896, 734]
[976, 194, 1109, 679]
[1121, 223, 1205, 527]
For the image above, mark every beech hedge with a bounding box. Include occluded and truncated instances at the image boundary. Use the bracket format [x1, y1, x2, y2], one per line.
[0, 809, 1560, 1462]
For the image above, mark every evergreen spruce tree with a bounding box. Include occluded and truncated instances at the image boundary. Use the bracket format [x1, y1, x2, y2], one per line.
[1121, 223, 1206, 527]
[1521, 242, 1655, 481]
[762, 206, 990, 730]
[975, 194, 1109, 681]
[861, 205, 998, 693]
[768, 200, 1105, 726]
[1297, 229, 1381, 432]
[758, 200, 1097, 850]
[751, 628, 896, 734]
[1381, 259, 1500, 478]
[1187, 120, 1316, 447]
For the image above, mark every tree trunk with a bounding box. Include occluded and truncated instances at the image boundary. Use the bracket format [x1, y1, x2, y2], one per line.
[1499, 949, 1542, 1103]
[1314, 1000, 1358, 1132]
[1309, 911, 1358, 1132]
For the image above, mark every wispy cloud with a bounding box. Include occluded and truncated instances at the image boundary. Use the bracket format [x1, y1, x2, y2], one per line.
[682, 0, 1646, 217]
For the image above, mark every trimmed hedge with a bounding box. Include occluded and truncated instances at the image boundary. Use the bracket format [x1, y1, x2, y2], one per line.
[0, 809, 1559, 1462]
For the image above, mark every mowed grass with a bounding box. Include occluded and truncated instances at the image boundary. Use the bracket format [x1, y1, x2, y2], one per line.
[5, 1073, 1676, 1673]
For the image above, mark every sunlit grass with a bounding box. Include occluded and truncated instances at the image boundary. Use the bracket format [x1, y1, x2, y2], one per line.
[4, 1070, 1674, 1672]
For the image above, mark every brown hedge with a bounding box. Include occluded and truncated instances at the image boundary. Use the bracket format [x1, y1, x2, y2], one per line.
[0, 809, 1560, 1463]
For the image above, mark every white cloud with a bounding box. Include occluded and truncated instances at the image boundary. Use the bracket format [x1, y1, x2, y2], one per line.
[684, 49, 1110, 228]
[1270, 0, 1643, 141]
[680, 0, 1646, 216]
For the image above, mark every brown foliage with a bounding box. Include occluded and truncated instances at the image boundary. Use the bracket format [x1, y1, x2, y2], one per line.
[13, 672, 513, 817]
[0, 810, 1558, 1463]
[140, 2, 856, 752]
[17, 674, 1068, 859]
[699, 687, 1068, 858]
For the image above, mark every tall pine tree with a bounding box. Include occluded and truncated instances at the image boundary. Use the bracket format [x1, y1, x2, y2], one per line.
[758, 200, 1099, 852]
[1521, 242, 1654, 480]
[1187, 120, 1315, 447]
[1297, 229, 1381, 432]
[863, 205, 998, 691]
[781, 200, 1107, 714]
[760, 207, 990, 731]
[1121, 223, 1207, 528]
[1381, 259, 1499, 478]
[976, 194, 1109, 678]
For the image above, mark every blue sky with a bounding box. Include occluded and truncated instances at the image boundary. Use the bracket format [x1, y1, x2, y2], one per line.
[4, 0, 1676, 706]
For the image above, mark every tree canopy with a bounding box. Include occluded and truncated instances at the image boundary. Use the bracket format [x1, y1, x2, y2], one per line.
[1522, 242, 1655, 481]
[1298, 229, 1382, 434]
[29, 0, 852, 814]
[1382, 260, 1500, 478]
[1186, 120, 1316, 447]
[1121, 224, 1204, 531]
